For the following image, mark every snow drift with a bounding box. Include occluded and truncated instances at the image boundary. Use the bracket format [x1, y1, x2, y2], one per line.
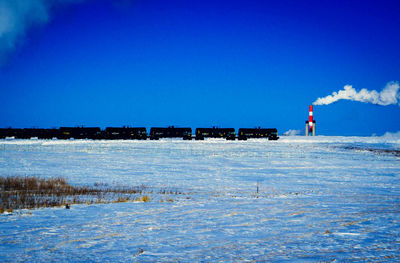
[283, 129, 301, 136]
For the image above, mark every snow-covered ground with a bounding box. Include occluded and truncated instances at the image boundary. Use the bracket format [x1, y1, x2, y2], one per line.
[1, 136, 399, 262]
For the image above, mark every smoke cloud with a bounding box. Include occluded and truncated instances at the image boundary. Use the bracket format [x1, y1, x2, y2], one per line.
[0, 0, 82, 63]
[313, 81, 400, 106]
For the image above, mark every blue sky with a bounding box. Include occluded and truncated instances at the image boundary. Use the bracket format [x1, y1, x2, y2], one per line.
[0, 0, 399, 135]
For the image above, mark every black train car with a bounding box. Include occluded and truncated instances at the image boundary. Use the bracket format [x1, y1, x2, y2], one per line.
[0, 128, 58, 139]
[105, 127, 147, 140]
[195, 127, 236, 140]
[41, 129, 60, 139]
[19, 129, 39, 139]
[0, 128, 7, 139]
[238, 128, 279, 140]
[0, 128, 23, 139]
[20, 128, 59, 139]
[59, 127, 102, 139]
[150, 126, 192, 140]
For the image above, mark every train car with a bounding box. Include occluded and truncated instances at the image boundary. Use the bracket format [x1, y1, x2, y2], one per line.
[59, 127, 102, 139]
[105, 127, 147, 140]
[195, 128, 213, 140]
[263, 128, 279, 140]
[0, 128, 23, 139]
[238, 128, 279, 140]
[20, 129, 41, 139]
[195, 127, 235, 140]
[37, 129, 59, 139]
[150, 126, 192, 140]
[18, 128, 59, 139]
[219, 128, 236, 140]
[0, 128, 7, 139]
[149, 127, 164, 140]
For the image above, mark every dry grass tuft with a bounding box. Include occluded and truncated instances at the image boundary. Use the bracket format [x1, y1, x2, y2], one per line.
[0, 176, 157, 213]
[113, 197, 130, 203]
[136, 195, 150, 202]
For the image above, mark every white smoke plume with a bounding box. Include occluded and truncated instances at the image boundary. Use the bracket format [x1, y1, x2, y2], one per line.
[313, 81, 400, 106]
[0, 0, 82, 63]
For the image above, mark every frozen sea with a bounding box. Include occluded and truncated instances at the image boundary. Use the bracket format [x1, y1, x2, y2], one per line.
[1, 136, 400, 262]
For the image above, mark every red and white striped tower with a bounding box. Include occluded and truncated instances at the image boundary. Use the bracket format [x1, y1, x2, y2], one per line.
[309, 105, 313, 134]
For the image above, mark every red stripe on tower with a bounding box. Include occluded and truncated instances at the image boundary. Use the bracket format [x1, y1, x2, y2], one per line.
[309, 105, 313, 132]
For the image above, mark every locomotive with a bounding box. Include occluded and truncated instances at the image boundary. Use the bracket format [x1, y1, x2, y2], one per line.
[0, 126, 279, 140]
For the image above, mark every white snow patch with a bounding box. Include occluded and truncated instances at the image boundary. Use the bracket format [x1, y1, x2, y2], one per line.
[283, 129, 302, 136]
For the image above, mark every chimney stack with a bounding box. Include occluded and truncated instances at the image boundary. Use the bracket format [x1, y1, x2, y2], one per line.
[305, 105, 316, 136]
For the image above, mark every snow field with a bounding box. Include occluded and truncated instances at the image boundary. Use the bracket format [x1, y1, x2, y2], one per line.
[0, 137, 399, 262]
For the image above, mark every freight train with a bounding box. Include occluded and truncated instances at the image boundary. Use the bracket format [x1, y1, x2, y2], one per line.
[0, 126, 279, 140]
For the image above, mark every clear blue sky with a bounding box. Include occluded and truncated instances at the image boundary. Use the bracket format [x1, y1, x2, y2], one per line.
[0, 0, 399, 135]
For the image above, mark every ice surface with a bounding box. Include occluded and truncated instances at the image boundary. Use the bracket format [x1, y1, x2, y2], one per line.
[1, 137, 399, 262]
